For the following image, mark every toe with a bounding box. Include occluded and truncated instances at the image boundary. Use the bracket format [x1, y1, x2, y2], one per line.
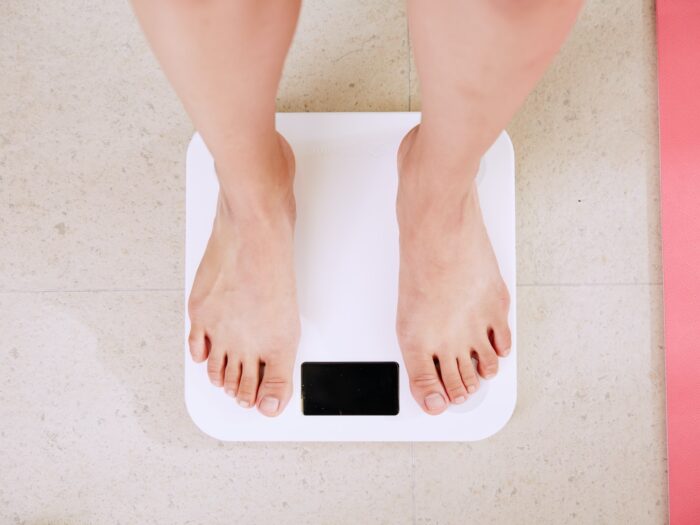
[404, 352, 449, 415]
[457, 352, 480, 394]
[438, 355, 468, 404]
[236, 358, 260, 408]
[474, 341, 499, 379]
[490, 323, 512, 357]
[188, 325, 208, 363]
[256, 356, 294, 417]
[223, 357, 241, 398]
[206, 347, 226, 387]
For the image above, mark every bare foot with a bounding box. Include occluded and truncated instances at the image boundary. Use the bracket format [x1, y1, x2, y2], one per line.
[396, 125, 512, 415]
[187, 133, 300, 417]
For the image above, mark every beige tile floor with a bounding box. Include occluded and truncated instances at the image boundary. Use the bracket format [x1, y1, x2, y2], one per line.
[0, 0, 666, 523]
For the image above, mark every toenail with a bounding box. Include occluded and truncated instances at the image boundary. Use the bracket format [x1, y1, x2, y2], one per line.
[484, 372, 496, 379]
[260, 396, 279, 414]
[467, 385, 478, 394]
[238, 399, 251, 408]
[454, 396, 466, 405]
[502, 347, 511, 356]
[425, 393, 446, 411]
[225, 388, 236, 397]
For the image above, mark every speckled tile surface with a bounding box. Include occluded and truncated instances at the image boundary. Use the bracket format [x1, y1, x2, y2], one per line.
[413, 284, 667, 525]
[0, 0, 666, 523]
[0, 1, 190, 292]
[279, 0, 408, 112]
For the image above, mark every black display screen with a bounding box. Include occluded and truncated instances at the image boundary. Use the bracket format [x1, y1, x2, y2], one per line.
[301, 362, 400, 416]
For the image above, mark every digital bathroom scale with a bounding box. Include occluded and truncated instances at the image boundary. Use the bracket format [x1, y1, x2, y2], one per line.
[184, 112, 517, 441]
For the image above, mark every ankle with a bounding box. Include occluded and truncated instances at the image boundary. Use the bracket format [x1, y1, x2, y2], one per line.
[399, 125, 481, 181]
[398, 126, 480, 208]
[215, 128, 284, 163]
[215, 191, 296, 234]
[214, 132, 296, 222]
[216, 130, 292, 175]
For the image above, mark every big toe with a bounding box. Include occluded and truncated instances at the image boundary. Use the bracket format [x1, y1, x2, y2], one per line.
[188, 325, 208, 363]
[256, 356, 294, 417]
[403, 351, 449, 415]
[490, 323, 512, 357]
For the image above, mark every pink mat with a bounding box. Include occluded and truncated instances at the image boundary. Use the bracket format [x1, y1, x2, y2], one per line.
[657, 1, 700, 523]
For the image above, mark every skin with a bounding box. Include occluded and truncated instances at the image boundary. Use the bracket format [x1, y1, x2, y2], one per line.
[131, 0, 583, 417]
[131, 0, 302, 416]
[398, 0, 584, 414]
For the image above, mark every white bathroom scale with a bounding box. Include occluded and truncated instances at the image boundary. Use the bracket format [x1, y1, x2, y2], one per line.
[184, 112, 517, 441]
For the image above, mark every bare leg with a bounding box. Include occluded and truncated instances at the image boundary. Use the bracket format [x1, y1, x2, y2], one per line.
[131, 0, 302, 416]
[399, 0, 583, 414]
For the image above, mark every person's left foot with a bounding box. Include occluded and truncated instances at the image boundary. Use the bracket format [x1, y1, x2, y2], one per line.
[395, 125, 512, 415]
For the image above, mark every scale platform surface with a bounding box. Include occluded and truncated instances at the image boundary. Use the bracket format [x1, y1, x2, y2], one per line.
[185, 112, 517, 441]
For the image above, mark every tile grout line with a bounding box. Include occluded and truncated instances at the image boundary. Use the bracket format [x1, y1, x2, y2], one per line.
[0, 288, 182, 294]
[0, 282, 664, 295]
[406, 12, 410, 111]
[517, 282, 663, 287]
[410, 441, 417, 525]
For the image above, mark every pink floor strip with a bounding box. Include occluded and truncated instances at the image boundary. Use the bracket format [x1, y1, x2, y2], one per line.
[657, 2, 700, 523]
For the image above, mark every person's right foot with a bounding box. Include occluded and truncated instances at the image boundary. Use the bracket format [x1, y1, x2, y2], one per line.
[187, 132, 300, 417]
